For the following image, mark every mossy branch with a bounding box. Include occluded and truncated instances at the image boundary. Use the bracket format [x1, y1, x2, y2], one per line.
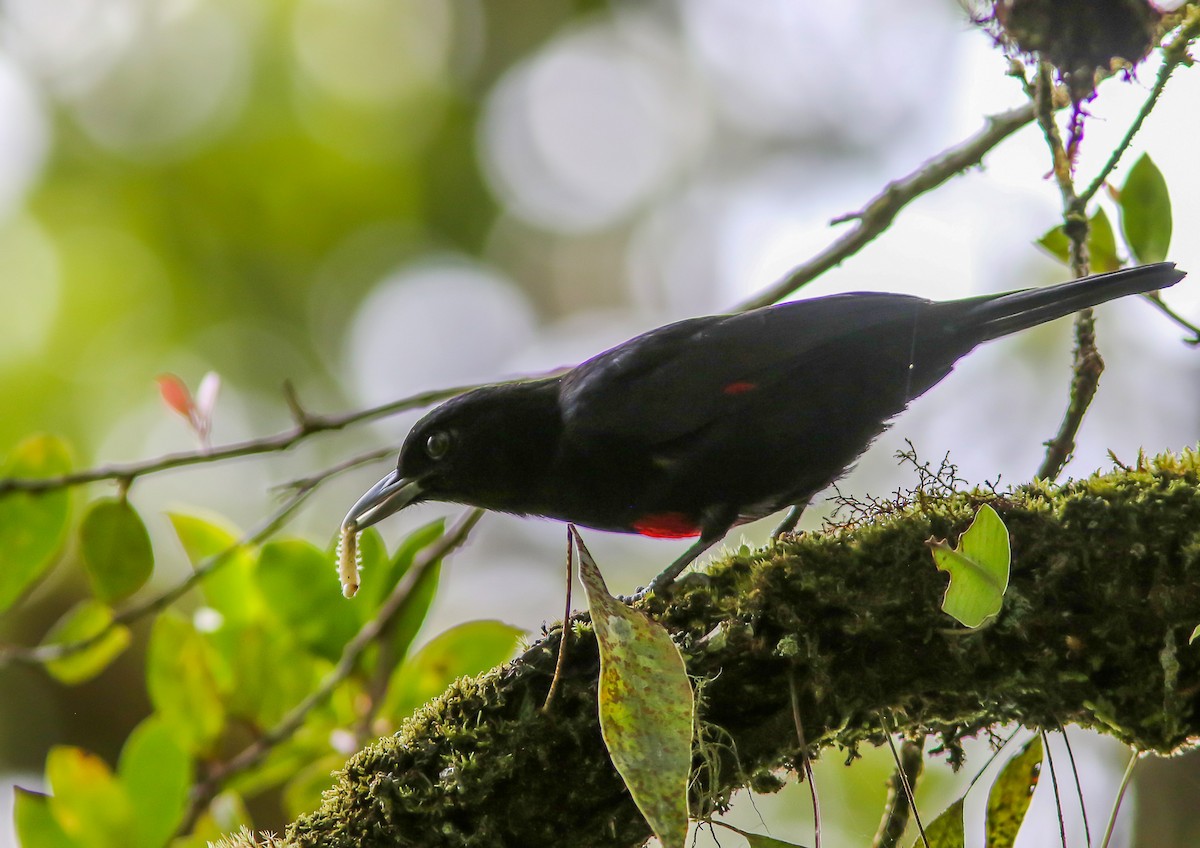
[275, 450, 1200, 848]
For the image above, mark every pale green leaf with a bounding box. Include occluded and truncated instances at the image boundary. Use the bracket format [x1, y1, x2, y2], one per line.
[256, 540, 359, 661]
[168, 511, 260, 623]
[383, 619, 522, 721]
[80, 499, 154, 603]
[209, 620, 320, 727]
[352, 520, 442, 612]
[117, 717, 191, 848]
[985, 735, 1043, 848]
[350, 520, 443, 663]
[45, 746, 134, 848]
[574, 528, 693, 848]
[931, 504, 1011, 628]
[12, 787, 79, 848]
[0, 435, 72, 613]
[912, 797, 965, 848]
[1035, 207, 1120, 273]
[42, 600, 131, 685]
[1118, 154, 1172, 264]
[1087, 207, 1120, 274]
[147, 612, 227, 753]
[716, 821, 809, 847]
[1036, 225, 1070, 265]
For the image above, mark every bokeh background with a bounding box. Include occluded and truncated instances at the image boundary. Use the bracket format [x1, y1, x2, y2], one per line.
[1, 0, 1198, 845]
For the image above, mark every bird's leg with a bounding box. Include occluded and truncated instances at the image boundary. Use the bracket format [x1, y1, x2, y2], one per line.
[772, 504, 806, 538]
[631, 533, 724, 601]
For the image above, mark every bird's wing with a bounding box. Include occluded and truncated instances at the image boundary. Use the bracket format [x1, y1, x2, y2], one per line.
[559, 292, 931, 446]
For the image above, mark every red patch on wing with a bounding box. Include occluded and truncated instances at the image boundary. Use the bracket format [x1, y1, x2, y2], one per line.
[722, 380, 757, 395]
[633, 512, 702, 539]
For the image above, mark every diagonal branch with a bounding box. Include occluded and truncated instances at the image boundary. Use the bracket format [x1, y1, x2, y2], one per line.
[735, 102, 1040, 312]
[1079, 7, 1200, 206]
[0, 383, 480, 497]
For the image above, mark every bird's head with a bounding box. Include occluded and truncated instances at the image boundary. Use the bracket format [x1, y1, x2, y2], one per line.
[341, 380, 562, 533]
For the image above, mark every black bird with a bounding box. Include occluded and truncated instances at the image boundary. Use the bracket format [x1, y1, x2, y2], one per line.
[343, 262, 1185, 595]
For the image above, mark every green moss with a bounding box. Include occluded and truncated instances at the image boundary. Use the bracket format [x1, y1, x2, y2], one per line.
[287, 448, 1200, 848]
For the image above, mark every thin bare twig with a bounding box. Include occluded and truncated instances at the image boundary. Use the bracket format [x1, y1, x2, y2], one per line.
[0, 382, 480, 497]
[790, 672, 822, 848]
[1055, 720, 1092, 847]
[734, 103, 1041, 312]
[178, 507, 485, 837]
[1041, 731, 1068, 848]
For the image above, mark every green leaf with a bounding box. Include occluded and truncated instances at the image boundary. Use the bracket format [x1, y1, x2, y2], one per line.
[1036, 208, 1119, 273]
[208, 617, 320, 727]
[79, 499, 154, 603]
[147, 612, 227, 753]
[1036, 225, 1070, 265]
[985, 735, 1043, 848]
[740, 835, 807, 848]
[353, 520, 444, 614]
[169, 511, 260, 623]
[256, 540, 361, 662]
[912, 797, 965, 848]
[1118, 154, 1172, 264]
[715, 821, 809, 847]
[383, 619, 523, 721]
[45, 746, 134, 848]
[41, 600, 132, 685]
[0, 435, 72, 613]
[13, 787, 79, 848]
[117, 717, 191, 848]
[574, 528, 693, 848]
[351, 521, 445, 663]
[930, 504, 1011, 628]
[1087, 207, 1120, 274]
[1189, 624, 1200, 645]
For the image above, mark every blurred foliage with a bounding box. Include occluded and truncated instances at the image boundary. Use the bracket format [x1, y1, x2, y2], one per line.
[0, 0, 1196, 844]
[11, 514, 521, 846]
[0, 1, 596, 835]
[0, 0, 609, 455]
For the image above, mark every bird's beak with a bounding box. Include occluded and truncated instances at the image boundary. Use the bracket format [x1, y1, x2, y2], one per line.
[342, 470, 425, 532]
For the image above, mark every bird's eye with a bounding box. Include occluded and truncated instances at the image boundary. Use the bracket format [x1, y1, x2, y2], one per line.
[425, 430, 452, 460]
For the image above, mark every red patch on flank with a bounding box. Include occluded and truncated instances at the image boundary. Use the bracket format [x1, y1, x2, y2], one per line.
[633, 512, 702, 539]
[722, 381, 757, 395]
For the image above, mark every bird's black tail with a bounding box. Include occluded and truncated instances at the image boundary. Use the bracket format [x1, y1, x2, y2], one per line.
[954, 262, 1186, 343]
